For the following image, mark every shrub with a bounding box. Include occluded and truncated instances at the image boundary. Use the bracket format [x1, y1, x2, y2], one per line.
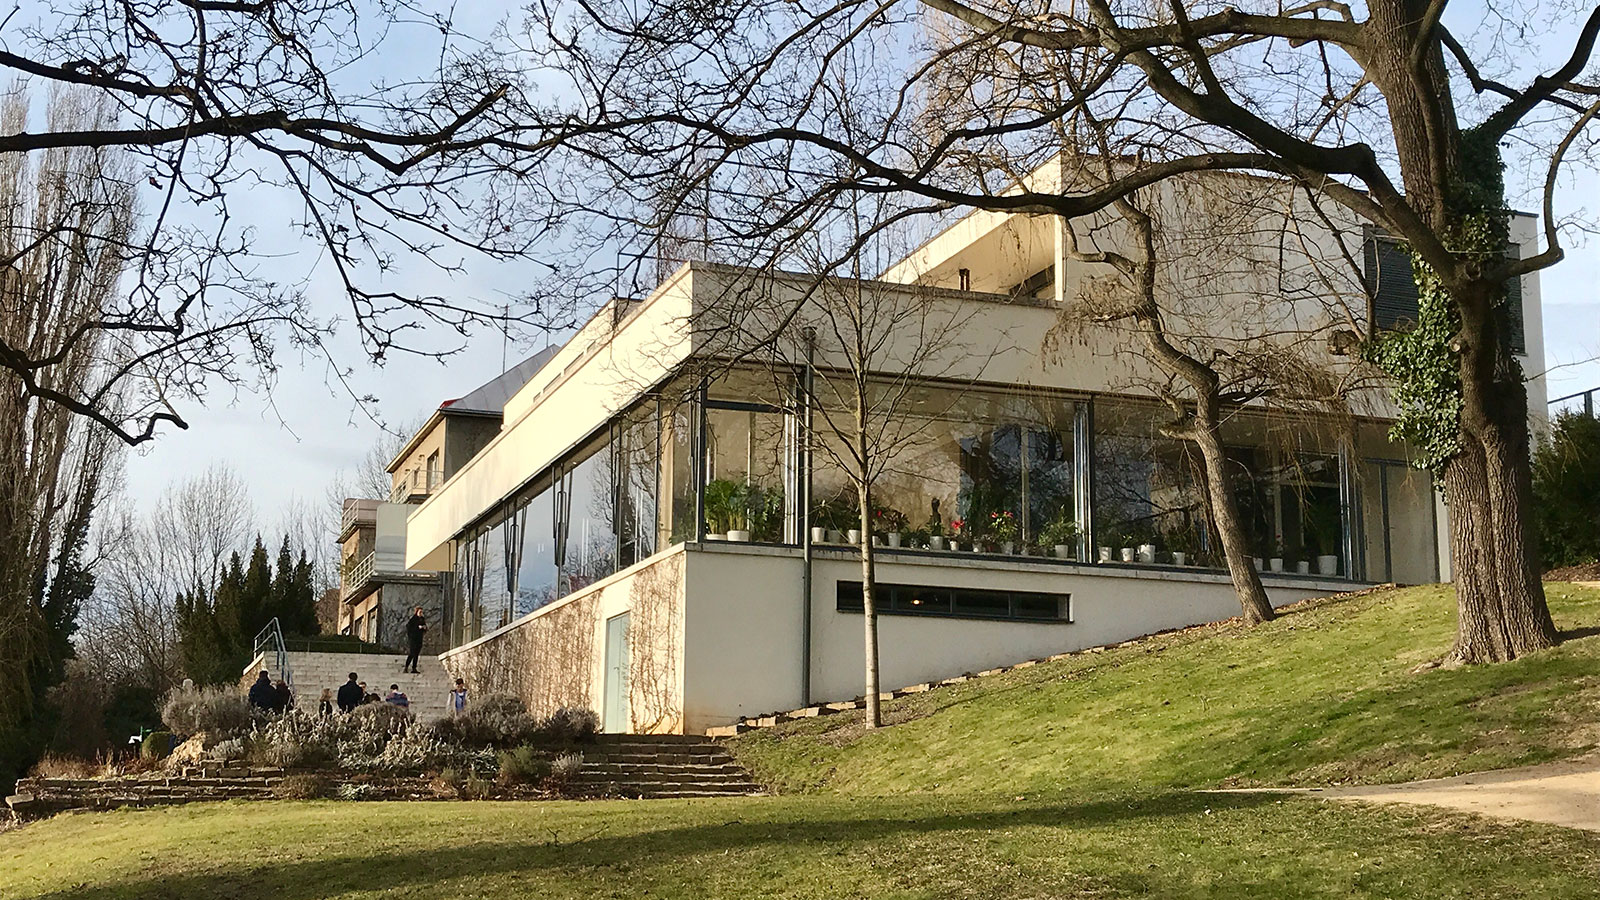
[139, 732, 174, 761]
[246, 711, 339, 770]
[549, 752, 584, 787]
[1534, 412, 1600, 568]
[461, 773, 493, 800]
[336, 782, 377, 801]
[273, 773, 330, 800]
[206, 738, 246, 763]
[30, 755, 100, 779]
[534, 707, 600, 745]
[430, 693, 539, 749]
[494, 745, 552, 787]
[161, 684, 256, 740]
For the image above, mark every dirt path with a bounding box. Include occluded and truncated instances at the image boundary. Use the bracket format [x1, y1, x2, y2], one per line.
[1217, 757, 1600, 832]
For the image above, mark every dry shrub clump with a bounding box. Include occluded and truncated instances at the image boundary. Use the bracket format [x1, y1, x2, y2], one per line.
[161, 684, 257, 740]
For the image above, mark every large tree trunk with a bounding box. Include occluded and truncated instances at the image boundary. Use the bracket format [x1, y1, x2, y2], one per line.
[1364, 0, 1557, 662]
[1442, 287, 1557, 662]
[1192, 425, 1276, 625]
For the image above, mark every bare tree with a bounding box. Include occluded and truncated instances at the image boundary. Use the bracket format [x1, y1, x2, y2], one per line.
[514, 0, 1600, 663]
[0, 86, 131, 782]
[0, 3, 577, 444]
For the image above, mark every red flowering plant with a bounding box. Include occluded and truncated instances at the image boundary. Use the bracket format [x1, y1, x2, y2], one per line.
[987, 510, 1019, 543]
[949, 517, 967, 539]
[872, 505, 909, 534]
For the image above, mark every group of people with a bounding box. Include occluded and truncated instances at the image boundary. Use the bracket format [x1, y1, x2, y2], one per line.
[246, 608, 469, 716]
[247, 671, 296, 712]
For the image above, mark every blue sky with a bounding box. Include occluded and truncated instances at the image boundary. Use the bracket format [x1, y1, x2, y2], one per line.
[98, 0, 1600, 530]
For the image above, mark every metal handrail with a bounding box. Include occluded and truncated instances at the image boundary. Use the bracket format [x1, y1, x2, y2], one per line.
[1549, 387, 1598, 417]
[251, 617, 292, 688]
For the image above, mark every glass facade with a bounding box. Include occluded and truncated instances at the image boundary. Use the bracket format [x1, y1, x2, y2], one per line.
[447, 367, 1403, 644]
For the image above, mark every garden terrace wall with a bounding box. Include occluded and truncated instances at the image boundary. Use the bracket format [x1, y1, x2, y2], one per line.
[7, 767, 285, 818]
[441, 551, 687, 733]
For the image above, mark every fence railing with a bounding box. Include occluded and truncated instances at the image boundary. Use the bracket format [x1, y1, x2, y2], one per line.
[1549, 387, 1598, 418]
[251, 618, 292, 688]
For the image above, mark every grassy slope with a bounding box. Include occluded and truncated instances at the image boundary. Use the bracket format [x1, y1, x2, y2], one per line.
[730, 583, 1600, 796]
[6, 583, 1600, 900]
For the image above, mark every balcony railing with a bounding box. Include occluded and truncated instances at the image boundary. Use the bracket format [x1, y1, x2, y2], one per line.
[339, 499, 377, 541]
[341, 552, 377, 600]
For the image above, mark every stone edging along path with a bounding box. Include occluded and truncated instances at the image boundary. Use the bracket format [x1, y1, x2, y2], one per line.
[1207, 755, 1600, 833]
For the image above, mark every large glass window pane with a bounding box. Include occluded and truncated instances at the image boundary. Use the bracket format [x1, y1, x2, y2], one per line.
[704, 406, 791, 542]
[661, 400, 696, 545]
[513, 487, 557, 618]
[617, 409, 660, 567]
[818, 381, 1076, 552]
[558, 440, 616, 595]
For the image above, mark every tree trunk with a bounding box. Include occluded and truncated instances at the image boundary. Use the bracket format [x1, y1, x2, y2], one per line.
[857, 481, 881, 727]
[1192, 425, 1276, 625]
[1442, 288, 1557, 662]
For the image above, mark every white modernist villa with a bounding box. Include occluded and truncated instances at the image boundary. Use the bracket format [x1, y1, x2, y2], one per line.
[382, 166, 1547, 736]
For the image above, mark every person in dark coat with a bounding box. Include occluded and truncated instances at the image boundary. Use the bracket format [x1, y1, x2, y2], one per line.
[247, 671, 276, 711]
[403, 607, 428, 674]
[273, 679, 294, 713]
[336, 672, 364, 713]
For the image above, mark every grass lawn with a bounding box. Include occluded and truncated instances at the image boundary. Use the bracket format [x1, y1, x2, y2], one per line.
[5, 583, 1600, 898]
[730, 582, 1600, 796]
[3, 792, 1599, 899]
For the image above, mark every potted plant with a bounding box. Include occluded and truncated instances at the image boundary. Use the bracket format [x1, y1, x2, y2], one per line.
[1038, 511, 1080, 560]
[1305, 502, 1341, 576]
[1165, 526, 1197, 566]
[704, 478, 746, 540]
[1268, 536, 1285, 572]
[988, 510, 1019, 554]
[873, 505, 909, 548]
[949, 518, 967, 552]
[927, 517, 947, 551]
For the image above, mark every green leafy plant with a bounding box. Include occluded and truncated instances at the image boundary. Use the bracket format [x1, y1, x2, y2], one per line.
[703, 478, 749, 534]
[812, 493, 857, 534]
[1037, 512, 1080, 549]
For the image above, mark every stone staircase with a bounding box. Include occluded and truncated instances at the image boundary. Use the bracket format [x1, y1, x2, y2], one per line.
[245, 650, 456, 719]
[569, 735, 763, 799]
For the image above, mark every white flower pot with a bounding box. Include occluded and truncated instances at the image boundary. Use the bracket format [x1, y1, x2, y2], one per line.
[1054, 544, 1073, 560]
[847, 529, 861, 545]
[706, 533, 726, 541]
[887, 532, 902, 548]
[726, 530, 751, 542]
[827, 530, 844, 544]
[929, 536, 946, 550]
[1120, 547, 1135, 562]
[1296, 560, 1311, 574]
[870, 535, 882, 547]
[1171, 552, 1187, 566]
[949, 541, 961, 552]
[1098, 546, 1112, 563]
[810, 527, 827, 544]
[1268, 558, 1284, 572]
[1137, 543, 1156, 564]
[1317, 554, 1339, 576]
[1002, 541, 1015, 555]
[1254, 557, 1264, 571]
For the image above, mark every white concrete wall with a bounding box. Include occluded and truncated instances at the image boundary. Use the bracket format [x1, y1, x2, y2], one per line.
[677, 543, 1342, 733]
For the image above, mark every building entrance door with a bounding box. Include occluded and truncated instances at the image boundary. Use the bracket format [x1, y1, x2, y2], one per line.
[603, 612, 631, 733]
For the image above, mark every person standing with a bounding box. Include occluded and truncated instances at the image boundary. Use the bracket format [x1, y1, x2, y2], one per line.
[447, 678, 469, 716]
[403, 606, 428, 674]
[273, 679, 294, 713]
[318, 688, 334, 717]
[336, 672, 363, 712]
[248, 670, 276, 711]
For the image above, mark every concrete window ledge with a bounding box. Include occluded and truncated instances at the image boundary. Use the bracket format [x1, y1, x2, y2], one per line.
[684, 539, 1364, 594]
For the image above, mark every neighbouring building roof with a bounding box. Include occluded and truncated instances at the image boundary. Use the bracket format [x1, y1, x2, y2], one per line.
[445, 344, 563, 415]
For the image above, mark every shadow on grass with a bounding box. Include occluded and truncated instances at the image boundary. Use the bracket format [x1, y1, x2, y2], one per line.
[23, 792, 1277, 900]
